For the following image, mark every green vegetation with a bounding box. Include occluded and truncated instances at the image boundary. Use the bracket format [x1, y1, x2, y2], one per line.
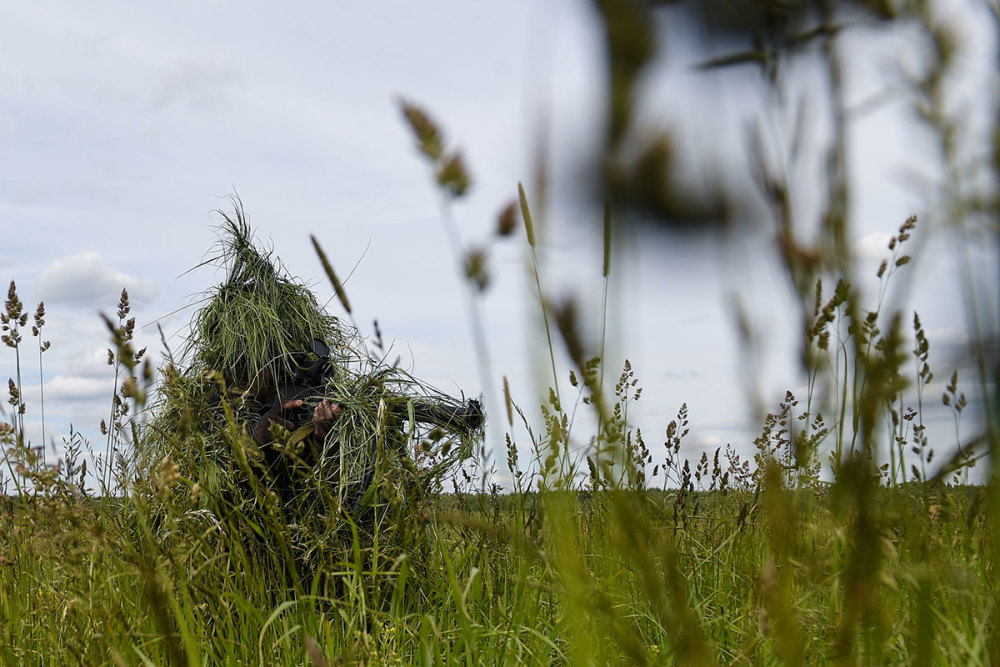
[0, 196, 995, 663]
[2, 5, 997, 664]
[144, 214, 483, 592]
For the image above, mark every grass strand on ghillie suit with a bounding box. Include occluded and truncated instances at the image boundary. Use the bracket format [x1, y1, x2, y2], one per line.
[139, 205, 483, 592]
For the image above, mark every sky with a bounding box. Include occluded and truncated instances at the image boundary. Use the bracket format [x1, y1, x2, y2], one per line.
[1, 1, 997, 489]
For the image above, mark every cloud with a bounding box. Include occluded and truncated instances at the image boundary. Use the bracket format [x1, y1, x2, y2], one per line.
[853, 232, 892, 261]
[44, 375, 114, 403]
[695, 433, 725, 450]
[67, 347, 117, 379]
[37, 251, 158, 309]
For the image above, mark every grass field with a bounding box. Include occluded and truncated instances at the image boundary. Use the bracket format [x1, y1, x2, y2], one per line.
[1, 470, 994, 665]
[1, 220, 997, 664]
[3, 12, 999, 660]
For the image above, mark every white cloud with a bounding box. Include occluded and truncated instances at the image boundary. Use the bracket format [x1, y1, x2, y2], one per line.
[44, 375, 114, 403]
[696, 433, 725, 450]
[37, 251, 158, 309]
[853, 232, 892, 261]
[67, 347, 117, 379]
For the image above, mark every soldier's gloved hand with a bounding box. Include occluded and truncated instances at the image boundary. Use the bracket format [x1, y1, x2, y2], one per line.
[313, 399, 343, 439]
[253, 400, 304, 445]
[253, 399, 343, 444]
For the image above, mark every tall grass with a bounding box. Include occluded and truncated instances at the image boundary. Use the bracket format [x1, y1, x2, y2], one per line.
[1, 4, 997, 664]
[1, 201, 993, 665]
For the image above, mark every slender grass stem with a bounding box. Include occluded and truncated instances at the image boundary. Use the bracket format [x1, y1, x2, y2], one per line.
[36, 349, 44, 449]
[519, 183, 560, 406]
[597, 201, 612, 454]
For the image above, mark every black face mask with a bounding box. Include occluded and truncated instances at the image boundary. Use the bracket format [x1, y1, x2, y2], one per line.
[272, 337, 333, 420]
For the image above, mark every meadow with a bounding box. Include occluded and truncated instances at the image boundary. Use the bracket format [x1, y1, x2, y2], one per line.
[0, 189, 996, 665]
[3, 5, 999, 663]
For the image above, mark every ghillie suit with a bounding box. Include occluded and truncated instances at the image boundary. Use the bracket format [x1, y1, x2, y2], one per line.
[139, 208, 483, 591]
